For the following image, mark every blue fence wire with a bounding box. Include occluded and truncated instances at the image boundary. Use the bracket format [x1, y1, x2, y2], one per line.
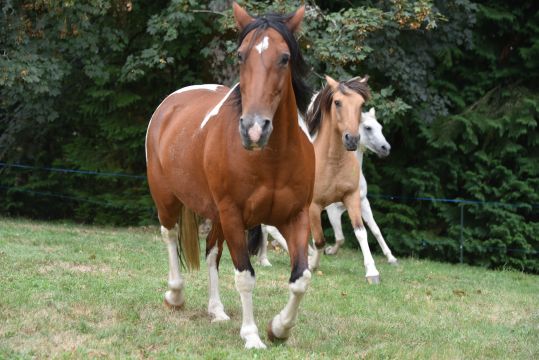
[0, 162, 146, 179]
[1, 162, 537, 258]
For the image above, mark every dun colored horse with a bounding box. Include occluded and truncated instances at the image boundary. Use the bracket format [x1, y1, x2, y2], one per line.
[145, 3, 315, 349]
[324, 108, 397, 265]
[303, 75, 383, 283]
[259, 107, 398, 274]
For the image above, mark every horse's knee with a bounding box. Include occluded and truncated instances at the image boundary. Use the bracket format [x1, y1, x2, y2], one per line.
[161, 225, 178, 244]
[234, 269, 256, 293]
[289, 269, 311, 295]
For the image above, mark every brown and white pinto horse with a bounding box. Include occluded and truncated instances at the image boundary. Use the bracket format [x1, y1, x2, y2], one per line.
[145, 3, 314, 349]
[304, 76, 382, 284]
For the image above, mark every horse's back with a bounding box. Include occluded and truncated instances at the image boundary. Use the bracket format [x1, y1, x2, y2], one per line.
[146, 84, 230, 220]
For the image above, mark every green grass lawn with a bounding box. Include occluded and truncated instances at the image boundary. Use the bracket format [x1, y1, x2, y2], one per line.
[0, 217, 538, 359]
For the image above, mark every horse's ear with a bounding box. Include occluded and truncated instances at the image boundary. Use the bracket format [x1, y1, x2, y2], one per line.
[369, 107, 375, 116]
[233, 2, 254, 31]
[360, 75, 370, 83]
[286, 5, 305, 33]
[325, 75, 339, 90]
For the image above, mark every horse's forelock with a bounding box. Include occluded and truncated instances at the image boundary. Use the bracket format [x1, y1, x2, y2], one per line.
[342, 78, 371, 102]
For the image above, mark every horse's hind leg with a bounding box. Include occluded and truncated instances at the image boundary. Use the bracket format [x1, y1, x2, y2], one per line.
[361, 197, 397, 265]
[159, 206, 185, 309]
[256, 225, 272, 267]
[324, 203, 346, 255]
[206, 222, 230, 321]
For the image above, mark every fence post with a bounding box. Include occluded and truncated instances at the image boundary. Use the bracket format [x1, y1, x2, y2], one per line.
[459, 204, 464, 264]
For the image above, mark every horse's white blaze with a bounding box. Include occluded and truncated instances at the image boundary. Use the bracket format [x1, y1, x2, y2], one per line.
[255, 36, 269, 54]
[207, 246, 229, 321]
[145, 84, 223, 162]
[200, 83, 239, 129]
[161, 225, 185, 306]
[234, 270, 266, 349]
[270, 269, 311, 339]
[354, 227, 379, 278]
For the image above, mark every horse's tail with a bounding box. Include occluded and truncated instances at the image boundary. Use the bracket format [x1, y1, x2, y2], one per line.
[178, 205, 200, 271]
[248, 225, 263, 256]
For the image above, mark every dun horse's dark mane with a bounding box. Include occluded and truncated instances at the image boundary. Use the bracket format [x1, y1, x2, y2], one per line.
[227, 9, 312, 116]
[305, 77, 371, 136]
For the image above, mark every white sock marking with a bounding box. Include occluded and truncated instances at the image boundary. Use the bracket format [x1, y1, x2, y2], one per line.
[271, 269, 311, 339]
[234, 270, 266, 349]
[207, 246, 229, 321]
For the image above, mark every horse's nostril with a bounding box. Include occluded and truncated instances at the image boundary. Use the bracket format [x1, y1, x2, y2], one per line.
[240, 117, 245, 126]
[262, 119, 271, 131]
[344, 133, 350, 141]
[381, 145, 387, 150]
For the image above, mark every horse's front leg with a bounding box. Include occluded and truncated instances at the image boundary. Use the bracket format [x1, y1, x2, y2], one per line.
[219, 205, 266, 349]
[206, 222, 230, 322]
[308, 203, 325, 270]
[268, 207, 312, 342]
[343, 191, 380, 284]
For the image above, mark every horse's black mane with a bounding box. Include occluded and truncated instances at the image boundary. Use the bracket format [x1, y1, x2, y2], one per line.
[228, 9, 312, 116]
[305, 77, 371, 136]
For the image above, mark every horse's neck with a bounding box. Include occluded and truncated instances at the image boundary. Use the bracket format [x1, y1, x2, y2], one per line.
[267, 85, 301, 151]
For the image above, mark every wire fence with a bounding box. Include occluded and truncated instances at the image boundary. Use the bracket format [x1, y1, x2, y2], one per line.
[1, 162, 538, 260]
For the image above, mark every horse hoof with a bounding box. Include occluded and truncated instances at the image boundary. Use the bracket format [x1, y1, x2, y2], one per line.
[258, 259, 272, 267]
[324, 246, 338, 256]
[164, 298, 184, 311]
[267, 320, 287, 343]
[365, 275, 381, 285]
[388, 259, 398, 265]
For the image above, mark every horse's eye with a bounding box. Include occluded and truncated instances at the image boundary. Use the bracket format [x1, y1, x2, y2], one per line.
[237, 52, 244, 64]
[334, 100, 341, 107]
[279, 53, 290, 66]
[365, 126, 372, 131]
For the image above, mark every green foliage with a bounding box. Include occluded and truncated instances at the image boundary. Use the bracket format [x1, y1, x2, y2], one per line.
[0, 0, 537, 272]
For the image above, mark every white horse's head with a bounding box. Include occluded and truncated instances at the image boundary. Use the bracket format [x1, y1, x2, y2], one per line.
[359, 108, 391, 157]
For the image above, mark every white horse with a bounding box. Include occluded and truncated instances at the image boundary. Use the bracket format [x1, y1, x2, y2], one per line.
[258, 108, 398, 272]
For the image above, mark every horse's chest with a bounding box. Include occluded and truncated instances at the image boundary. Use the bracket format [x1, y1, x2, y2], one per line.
[243, 176, 310, 226]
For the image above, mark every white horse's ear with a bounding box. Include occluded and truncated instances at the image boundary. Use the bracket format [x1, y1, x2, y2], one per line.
[360, 75, 370, 83]
[325, 75, 339, 90]
[233, 2, 254, 31]
[369, 108, 375, 116]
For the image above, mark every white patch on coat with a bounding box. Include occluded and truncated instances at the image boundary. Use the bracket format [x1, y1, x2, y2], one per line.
[200, 83, 239, 129]
[207, 246, 229, 321]
[270, 269, 311, 339]
[234, 269, 266, 349]
[145, 84, 222, 162]
[255, 36, 269, 54]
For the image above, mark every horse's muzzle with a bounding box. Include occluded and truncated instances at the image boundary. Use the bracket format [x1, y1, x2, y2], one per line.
[377, 143, 391, 158]
[239, 116, 273, 150]
[343, 133, 360, 151]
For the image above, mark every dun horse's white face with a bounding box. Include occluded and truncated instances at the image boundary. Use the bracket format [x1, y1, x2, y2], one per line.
[359, 108, 391, 157]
